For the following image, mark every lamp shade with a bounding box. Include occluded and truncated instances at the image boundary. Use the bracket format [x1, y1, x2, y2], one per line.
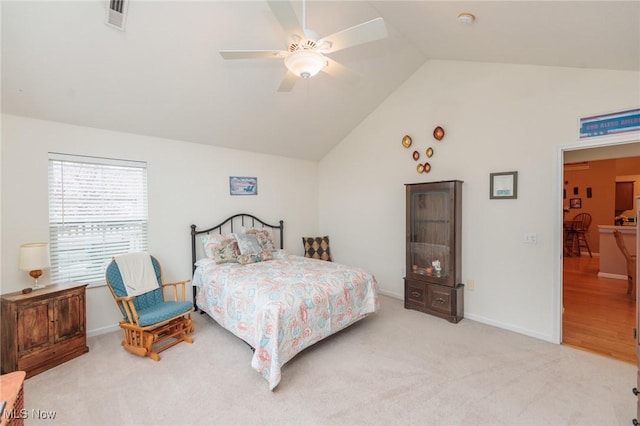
[19, 243, 51, 271]
[284, 50, 326, 79]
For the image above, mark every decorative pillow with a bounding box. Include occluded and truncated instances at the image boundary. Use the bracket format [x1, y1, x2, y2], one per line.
[241, 227, 277, 252]
[234, 233, 263, 255]
[202, 234, 239, 263]
[302, 236, 332, 261]
[211, 237, 240, 264]
[237, 250, 273, 265]
[203, 233, 230, 258]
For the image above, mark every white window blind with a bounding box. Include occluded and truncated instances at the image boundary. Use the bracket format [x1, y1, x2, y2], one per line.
[48, 153, 148, 285]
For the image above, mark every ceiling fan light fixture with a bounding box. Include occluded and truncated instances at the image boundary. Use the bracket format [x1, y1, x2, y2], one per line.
[284, 50, 326, 79]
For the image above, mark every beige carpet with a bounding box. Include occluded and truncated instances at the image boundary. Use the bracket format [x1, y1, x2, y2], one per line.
[23, 295, 635, 425]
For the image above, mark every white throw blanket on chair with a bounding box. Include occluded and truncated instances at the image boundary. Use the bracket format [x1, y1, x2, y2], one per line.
[115, 252, 159, 297]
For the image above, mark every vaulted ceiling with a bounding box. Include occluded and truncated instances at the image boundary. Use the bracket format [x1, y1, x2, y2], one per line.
[2, 1, 639, 161]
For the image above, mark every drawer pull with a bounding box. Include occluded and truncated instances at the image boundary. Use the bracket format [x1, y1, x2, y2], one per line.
[411, 291, 421, 298]
[435, 298, 445, 304]
[633, 387, 639, 396]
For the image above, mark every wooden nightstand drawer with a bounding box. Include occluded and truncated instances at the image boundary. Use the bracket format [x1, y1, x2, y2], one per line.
[17, 334, 86, 373]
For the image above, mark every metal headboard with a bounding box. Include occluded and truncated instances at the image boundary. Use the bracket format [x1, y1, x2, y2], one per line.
[190, 213, 284, 310]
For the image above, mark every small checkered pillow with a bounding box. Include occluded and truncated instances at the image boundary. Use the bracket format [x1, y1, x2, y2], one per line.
[302, 236, 332, 261]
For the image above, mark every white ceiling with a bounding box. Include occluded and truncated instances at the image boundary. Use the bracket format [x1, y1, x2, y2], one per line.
[2, 1, 639, 161]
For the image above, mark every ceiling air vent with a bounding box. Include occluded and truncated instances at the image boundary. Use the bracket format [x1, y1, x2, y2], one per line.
[105, 0, 128, 31]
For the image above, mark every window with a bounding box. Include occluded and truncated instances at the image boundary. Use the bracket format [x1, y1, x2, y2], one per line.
[48, 153, 148, 285]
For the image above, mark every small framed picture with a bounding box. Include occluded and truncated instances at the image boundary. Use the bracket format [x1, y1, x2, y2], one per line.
[490, 171, 518, 199]
[229, 176, 257, 196]
[570, 198, 582, 209]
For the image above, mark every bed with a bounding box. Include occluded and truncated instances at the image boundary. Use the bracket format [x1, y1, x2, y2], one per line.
[190, 214, 379, 390]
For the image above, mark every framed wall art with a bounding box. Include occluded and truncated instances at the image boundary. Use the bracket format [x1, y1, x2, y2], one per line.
[229, 176, 257, 196]
[570, 198, 582, 209]
[489, 171, 518, 199]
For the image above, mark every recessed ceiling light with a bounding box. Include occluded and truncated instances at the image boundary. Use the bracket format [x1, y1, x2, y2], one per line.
[458, 12, 476, 25]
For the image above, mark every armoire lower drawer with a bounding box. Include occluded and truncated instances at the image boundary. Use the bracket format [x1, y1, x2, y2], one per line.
[404, 280, 427, 309]
[404, 279, 463, 323]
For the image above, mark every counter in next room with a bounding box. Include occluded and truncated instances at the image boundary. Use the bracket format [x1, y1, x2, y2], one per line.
[598, 225, 637, 280]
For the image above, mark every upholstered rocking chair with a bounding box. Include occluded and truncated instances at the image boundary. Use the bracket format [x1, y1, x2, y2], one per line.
[105, 253, 194, 361]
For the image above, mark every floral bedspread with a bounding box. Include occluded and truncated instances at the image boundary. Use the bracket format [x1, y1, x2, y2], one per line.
[193, 252, 379, 390]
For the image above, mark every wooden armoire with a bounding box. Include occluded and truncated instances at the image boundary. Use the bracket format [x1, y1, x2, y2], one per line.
[404, 180, 463, 323]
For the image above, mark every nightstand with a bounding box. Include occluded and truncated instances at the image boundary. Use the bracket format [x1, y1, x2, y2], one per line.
[1, 283, 89, 378]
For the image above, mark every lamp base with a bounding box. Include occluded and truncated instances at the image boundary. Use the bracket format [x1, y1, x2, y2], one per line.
[29, 269, 45, 290]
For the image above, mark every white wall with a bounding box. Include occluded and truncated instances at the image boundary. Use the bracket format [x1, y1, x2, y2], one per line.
[318, 60, 640, 342]
[1, 114, 319, 335]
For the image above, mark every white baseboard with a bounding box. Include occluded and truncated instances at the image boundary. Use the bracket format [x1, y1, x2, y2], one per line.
[597, 272, 628, 280]
[463, 312, 555, 343]
[378, 289, 403, 300]
[380, 289, 554, 343]
[87, 324, 119, 337]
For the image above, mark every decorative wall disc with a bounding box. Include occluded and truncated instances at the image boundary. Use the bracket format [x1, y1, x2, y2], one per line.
[402, 135, 412, 148]
[423, 162, 431, 173]
[433, 126, 445, 141]
[416, 163, 424, 173]
[412, 150, 420, 161]
[426, 147, 433, 158]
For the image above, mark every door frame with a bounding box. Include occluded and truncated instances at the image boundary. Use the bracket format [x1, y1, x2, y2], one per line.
[554, 131, 640, 344]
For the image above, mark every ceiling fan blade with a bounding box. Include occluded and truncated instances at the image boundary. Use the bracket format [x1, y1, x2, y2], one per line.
[277, 70, 297, 92]
[321, 57, 360, 86]
[219, 50, 287, 60]
[266, 0, 303, 38]
[318, 17, 388, 54]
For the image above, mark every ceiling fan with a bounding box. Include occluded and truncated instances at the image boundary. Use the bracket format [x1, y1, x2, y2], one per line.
[219, 0, 388, 92]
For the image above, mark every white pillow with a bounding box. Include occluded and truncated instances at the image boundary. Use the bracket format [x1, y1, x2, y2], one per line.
[195, 258, 215, 268]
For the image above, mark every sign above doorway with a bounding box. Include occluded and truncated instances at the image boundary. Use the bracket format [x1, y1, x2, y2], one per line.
[579, 108, 640, 138]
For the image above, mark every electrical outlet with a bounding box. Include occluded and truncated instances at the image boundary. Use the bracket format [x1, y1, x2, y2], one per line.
[523, 233, 538, 244]
[467, 279, 475, 291]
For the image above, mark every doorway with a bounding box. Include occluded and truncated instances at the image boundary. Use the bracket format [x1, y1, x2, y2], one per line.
[558, 136, 639, 363]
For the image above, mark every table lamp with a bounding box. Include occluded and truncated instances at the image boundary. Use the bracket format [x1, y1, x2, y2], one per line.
[19, 242, 51, 289]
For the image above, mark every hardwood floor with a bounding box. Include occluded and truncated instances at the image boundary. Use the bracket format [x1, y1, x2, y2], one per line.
[562, 255, 636, 364]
